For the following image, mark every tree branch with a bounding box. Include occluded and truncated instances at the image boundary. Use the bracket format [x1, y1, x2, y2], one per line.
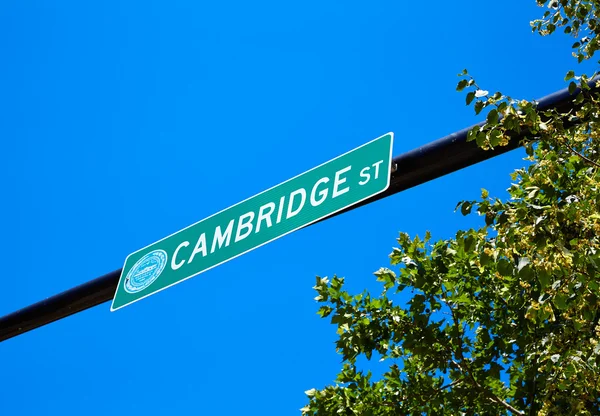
[564, 138, 600, 168]
[439, 379, 462, 390]
[527, 329, 538, 416]
[451, 358, 524, 415]
[445, 305, 525, 415]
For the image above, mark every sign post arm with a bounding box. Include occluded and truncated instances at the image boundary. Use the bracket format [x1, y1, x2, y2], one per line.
[0, 78, 596, 342]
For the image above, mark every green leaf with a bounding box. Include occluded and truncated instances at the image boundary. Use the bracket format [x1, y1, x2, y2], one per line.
[466, 128, 478, 142]
[456, 79, 469, 91]
[476, 132, 486, 147]
[497, 259, 513, 277]
[464, 235, 475, 252]
[466, 91, 476, 105]
[569, 81, 578, 94]
[474, 101, 484, 115]
[487, 109, 499, 125]
[461, 201, 472, 216]
[317, 306, 333, 318]
[489, 129, 502, 147]
[554, 293, 568, 310]
[565, 70, 575, 81]
[519, 264, 534, 279]
[539, 269, 551, 290]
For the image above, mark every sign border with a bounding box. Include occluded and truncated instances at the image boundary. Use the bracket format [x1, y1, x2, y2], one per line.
[111, 132, 394, 311]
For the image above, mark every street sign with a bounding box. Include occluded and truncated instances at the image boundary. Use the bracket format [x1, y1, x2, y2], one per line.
[111, 132, 394, 311]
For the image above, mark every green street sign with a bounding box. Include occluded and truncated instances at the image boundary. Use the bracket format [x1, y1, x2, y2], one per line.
[111, 133, 394, 311]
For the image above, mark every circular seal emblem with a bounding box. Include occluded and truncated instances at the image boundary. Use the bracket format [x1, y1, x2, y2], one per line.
[124, 250, 168, 294]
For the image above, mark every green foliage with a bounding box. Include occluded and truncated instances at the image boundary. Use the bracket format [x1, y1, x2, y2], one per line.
[302, 2, 600, 415]
[531, 0, 600, 62]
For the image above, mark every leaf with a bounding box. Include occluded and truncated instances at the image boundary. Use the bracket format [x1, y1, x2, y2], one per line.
[317, 306, 333, 318]
[565, 70, 575, 81]
[487, 109, 499, 125]
[475, 89, 489, 98]
[569, 81, 578, 94]
[456, 79, 469, 91]
[519, 264, 534, 279]
[489, 129, 502, 147]
[476, 132, 486, 147]
[305, 389, 317, 397]
[517, 257, 530, 272]
[497, 259, 513, 276]
[466, 128, 478, 142]
[474, 101, 484, 115]
[461, 202, 472, 216]
[464, 235, 475, 252]
[489, 362, 503, 379]
[466, 91, 476, 105]
[539, 270, 551, 290]
[554, 293, 568, 310]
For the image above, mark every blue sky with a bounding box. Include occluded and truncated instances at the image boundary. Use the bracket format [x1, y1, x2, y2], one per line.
[0, 1, 588, 415]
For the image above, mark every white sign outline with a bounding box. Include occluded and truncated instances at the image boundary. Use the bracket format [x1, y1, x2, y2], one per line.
[111, 132, 394, 311]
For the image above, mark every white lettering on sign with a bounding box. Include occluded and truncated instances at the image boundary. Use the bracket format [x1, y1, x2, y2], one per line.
[359, 160, 384, 186]
[286, 188, 306, 220]
[256, 202, 276, 233]
[172, 241, 189, 270]
[211, 220, 234, 253]
[332, 166, 351, 198]
[168, 163, 384, 272]
[310, 177, 329, 206]
[188, 233, 207, 264]
[235, 211, 255, 242]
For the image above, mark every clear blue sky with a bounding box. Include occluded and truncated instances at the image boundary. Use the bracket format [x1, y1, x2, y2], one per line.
[0, 1, 587, 415]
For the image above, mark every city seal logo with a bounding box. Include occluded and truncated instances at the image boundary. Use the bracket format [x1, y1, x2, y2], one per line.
[124, 250, 168, 294]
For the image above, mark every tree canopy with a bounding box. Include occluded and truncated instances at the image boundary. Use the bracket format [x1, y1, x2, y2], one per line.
[302, 1, 600, 414]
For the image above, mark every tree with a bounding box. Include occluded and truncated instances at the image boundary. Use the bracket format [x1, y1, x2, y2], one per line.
[302, 1, 600, 414]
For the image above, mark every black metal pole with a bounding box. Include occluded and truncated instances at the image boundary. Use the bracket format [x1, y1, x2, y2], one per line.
[0, 80, 595, 343]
